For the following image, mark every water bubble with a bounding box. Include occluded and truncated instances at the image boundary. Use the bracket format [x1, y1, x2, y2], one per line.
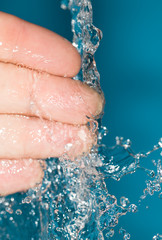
[109, 216, 118, 228]
[153, 233, 162, 240]
[116, 136, 123, 145]
[120, 197, 130, 207]
[22, 196, 32, 204]
[158, 138, 162, 148]
[98, 126, 108, 141]
[152, 160, 157, 166]
[123, 139, 131, 149]
[143, 168, 155, 178]
[119, 228, 131, 240]
[4, 201, 9, 206]
[124, 233, 131, 240]
[158, 192, 162, 199]
[47, 167, 52, 173]
[29, 210, 36, 216]
[105, 228, 114, 238]
[128, 204, 138, 213]
[61, 2, 68, 10]
[42, 203, 49, 210]
[15, 209, 22, 215]
[5, 207, 13, 214]
[35, 220, 39, 227]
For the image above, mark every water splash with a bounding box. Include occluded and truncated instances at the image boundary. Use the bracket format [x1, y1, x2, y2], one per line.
[0, 0, 162, 239]
[153, 234, 162, 240]
[119, 228, 131, 240]
[61, 0, 102, 92]
[61, 0, 162, 238]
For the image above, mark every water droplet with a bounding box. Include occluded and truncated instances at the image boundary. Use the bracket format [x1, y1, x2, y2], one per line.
[106, 228, 114, 238]
[15, 209, 22, 215]
[119, 228, 131, 239]
[152, 160, 157, 166]
[35, 220, 39, 227]
[158, 138, 162, 148]
[5, 207, 13, 214]
[22, 196, 32, 204]
[29, 210, 36, 216]
[153, 233, 162, 240]
[128, 204, 138, 213]
[158, 192, 162, 199]
[120, 197, 130, 207]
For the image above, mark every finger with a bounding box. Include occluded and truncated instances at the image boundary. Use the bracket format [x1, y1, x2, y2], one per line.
[0, 62, 104, 124]
[0, 12, 81, 77]
[0, 115, 95, 159]
[0, 159, 44, 196]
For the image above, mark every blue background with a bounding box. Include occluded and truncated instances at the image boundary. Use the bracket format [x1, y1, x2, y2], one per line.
[0, 0, 162, 239]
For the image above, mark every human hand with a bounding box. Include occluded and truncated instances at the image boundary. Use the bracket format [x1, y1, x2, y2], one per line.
[0, 12, 104, 196]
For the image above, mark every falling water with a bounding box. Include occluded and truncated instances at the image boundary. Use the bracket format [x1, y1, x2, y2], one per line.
[0, 0, 162, 239]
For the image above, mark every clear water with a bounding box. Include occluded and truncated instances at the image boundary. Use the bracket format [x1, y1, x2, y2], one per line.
[0, 0, 162, 239]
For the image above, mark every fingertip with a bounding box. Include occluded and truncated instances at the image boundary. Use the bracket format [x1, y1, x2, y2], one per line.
[60, 38, 81, 77]
[77, 82, 105, 121]
[0, 11, 81, 77]
[68, 45, 81, 77]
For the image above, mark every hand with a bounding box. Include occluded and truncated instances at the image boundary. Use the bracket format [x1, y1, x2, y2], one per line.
[0, 12, 104, 196]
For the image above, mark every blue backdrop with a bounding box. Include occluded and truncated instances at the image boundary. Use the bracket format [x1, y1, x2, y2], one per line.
[0, 0, 162, 239]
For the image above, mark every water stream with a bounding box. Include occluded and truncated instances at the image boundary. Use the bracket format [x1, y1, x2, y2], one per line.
[0, 0, 162, 239]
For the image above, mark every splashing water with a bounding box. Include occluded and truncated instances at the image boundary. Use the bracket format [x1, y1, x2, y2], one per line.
[153, 234, 162, 240]
[0, 0, 162, 239]
[119, 228, 131, 240]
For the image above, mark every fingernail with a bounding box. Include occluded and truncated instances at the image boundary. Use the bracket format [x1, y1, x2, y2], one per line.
[81, 83, 105, 116]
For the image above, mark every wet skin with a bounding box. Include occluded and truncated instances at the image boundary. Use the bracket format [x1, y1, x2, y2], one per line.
[0, 12, 104, 196]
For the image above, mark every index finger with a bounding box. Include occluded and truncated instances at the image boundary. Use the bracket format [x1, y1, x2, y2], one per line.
[0, 11, 81, 77]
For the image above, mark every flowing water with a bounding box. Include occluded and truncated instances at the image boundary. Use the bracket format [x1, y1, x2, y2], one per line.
[0, 0, 162, 239]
